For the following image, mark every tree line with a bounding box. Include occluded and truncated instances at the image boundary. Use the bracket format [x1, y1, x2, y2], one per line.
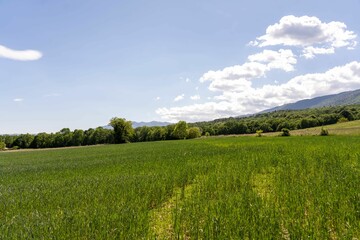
[0, 118, 201, 150]
[1, 105, 360, 150]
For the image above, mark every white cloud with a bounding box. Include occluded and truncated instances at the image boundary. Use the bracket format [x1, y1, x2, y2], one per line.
[155, 96, 161, 101]
[248, 49, 297, 72]
[174, 94, 185, 102]
[157, 61, 360, 121]
[185, 78, 191, 83]
[201, 49, 296, 93]
[190, 94, 200, 100]
[200, 62, 268, 83]
[13, 98, 24, 102]
[157, 16, 359, 122]
[0, 44, 42, 61]
[302, 46, 335, 59]
[251, 15, 357, 58]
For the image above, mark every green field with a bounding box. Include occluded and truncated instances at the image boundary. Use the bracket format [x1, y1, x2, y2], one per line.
[1, 136, 360, 239]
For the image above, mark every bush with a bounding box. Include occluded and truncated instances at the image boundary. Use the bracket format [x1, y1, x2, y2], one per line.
[337, 117, 349, 123]
[256, 130, 263, 137]
[320, 128, 329, 136]
[280, 128, 290, 137]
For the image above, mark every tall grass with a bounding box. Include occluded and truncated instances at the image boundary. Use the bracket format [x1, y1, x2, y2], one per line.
[0, 136, 359, 238]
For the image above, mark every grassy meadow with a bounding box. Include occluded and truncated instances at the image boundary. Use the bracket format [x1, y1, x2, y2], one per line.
[1, 136, 360, 239]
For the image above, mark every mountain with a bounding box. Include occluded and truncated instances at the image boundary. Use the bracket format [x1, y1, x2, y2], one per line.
[102, 121, 171, 130]
[132, 121, 171, 128]
[262, 89, 360, 113]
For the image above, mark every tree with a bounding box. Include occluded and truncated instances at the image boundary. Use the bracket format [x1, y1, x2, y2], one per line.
[72, 129, 85, 146]
[0, 141, 5, 150]
[340, 109, 354, 121]
[150, 127, 167, 141]
[187, 127, 201, 139]
[172, 121, 188, 139]
[110, 117, 134, 143]
[31, 132, 52, 148]
[13, 134, 34, 148]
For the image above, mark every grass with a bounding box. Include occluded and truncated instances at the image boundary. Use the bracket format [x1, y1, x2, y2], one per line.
[262, 119, 360, 136]
[1, 136, 360, 238]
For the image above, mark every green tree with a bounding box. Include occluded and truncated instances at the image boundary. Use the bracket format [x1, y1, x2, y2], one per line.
[72, 129, 85, 146]
[0, 141, 5, 150]
[172, 121, 188, 139]
[31, 133, 52, 148]
[110, 117, 134, 143]
[150, 127, 167, 141]
[187, 127, 202, 139]
[13, 134, 34, 148]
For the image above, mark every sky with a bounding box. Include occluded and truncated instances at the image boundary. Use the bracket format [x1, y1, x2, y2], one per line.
[1, 0, 360, 134]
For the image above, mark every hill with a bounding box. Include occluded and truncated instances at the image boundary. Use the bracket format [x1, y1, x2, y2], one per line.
[263, 89, 360, 112]
[263, 119, 360, 136]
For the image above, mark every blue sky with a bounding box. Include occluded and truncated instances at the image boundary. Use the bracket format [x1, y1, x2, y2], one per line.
[1, 0, 360, 134]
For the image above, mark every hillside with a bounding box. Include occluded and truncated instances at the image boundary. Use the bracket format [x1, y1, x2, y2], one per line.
[263, 119, 360, 136]
[263, 89, 360, 112]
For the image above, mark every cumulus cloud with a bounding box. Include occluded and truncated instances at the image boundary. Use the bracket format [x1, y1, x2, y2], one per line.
[248, 49, 297, 72]
[13, 98, 24, 102]
[0, 44, 42, 61]
[201, 49, 296, 93]
[174, 94, 185, 102]
[302, 46, 335, 59]
[157, 61, 360, 121]
[250, 15, 357, 58]
[157, 15, 359, 122]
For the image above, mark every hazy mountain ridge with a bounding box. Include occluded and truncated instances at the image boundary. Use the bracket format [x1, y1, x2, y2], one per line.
[262, 89, 360, 113]
[103, 121, 171, 130]
[132, 121, 171, 128]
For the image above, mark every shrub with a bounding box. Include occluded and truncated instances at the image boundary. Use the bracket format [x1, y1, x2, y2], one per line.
[280, 128, 290, 137]
[256, 130, 263, 137]
[337, 117, 349, 123]
[320, 128, 329, 136]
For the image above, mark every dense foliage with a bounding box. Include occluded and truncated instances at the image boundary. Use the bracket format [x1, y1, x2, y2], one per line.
[191, 105, 360, 135]
[0, 120, 202, 150]
[1, 136, 359, 238]
[1, 104, 360, 150]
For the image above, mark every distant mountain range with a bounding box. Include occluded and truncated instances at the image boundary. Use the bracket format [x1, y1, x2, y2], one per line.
[103, 121, 171, 130]
[132, 121, 171, 128]
[262, 89, 360, 113]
